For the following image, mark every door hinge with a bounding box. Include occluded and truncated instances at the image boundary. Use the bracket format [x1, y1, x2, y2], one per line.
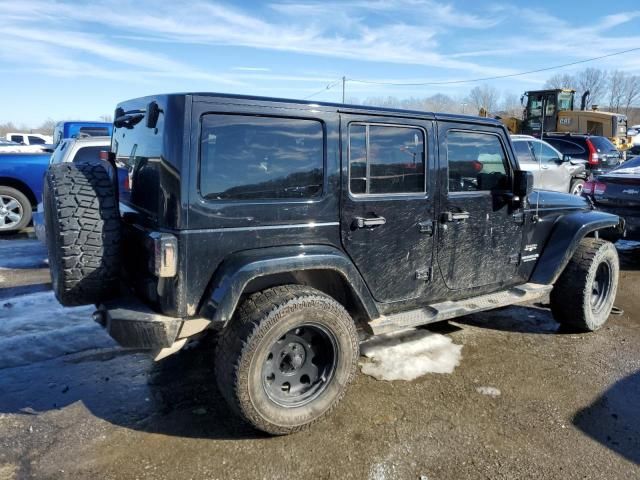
[508, 253, 520, 265]
[416, 267, 433, 282]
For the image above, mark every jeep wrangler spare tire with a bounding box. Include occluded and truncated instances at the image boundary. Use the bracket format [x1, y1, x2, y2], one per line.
[44, 162, 121, 306]
[215, 285, 359, 435]
[550, 238, 619, 332]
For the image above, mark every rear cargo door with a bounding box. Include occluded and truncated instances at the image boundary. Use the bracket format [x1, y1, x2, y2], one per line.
[340, 114, 436, 303]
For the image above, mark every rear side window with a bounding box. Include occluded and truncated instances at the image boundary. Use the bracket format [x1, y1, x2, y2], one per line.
[545, 139, 585, 156]
[446, 131, 509, 193]
[199, 115, 323, 200]
[349, 123, 425, 195]
[10, 135, 22, 143]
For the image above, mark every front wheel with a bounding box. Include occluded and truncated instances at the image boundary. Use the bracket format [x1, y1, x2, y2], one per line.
[214, 285, 359, 435]
[550, 238, 619, 331]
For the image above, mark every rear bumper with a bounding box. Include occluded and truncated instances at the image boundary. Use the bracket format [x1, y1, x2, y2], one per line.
[94, 297, 210, 350]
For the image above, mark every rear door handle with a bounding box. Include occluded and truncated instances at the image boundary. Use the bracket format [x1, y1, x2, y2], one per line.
[354, 216, 386, 228]
[442, 211, 470, 222]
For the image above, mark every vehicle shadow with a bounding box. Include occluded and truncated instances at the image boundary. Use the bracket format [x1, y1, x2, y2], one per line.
[573, 370, 640, 465]
[0, 335, 266, 441]
[454, 304, 566, 335]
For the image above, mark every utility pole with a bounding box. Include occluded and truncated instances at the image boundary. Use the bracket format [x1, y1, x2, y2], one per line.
[342, 76, 346, 104]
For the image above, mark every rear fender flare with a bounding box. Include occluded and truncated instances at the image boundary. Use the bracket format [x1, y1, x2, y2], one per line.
[530, 210, 623, 285]
[201, 245, 379, 327]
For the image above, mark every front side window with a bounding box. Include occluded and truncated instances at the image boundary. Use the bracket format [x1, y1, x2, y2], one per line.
[349, 123, 425, 195]
[10, 135, 22, 143]
[512, 140, 535, 164]
[446, 131, 509, 192]
[200, 115, 323, 200]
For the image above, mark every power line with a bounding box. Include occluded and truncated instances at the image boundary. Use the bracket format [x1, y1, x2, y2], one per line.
[348, 47, 640, 86]
[303, 79, 342, 99]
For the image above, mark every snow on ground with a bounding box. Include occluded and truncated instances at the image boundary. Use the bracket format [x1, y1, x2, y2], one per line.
[476, 386, 501, 397]
[0, 291, 115, 369]
[0, 239, 47, 269]
[360, 328, 462, 381]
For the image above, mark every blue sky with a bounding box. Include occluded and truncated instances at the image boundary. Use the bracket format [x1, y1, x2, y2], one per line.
[1, 0, 640, 125]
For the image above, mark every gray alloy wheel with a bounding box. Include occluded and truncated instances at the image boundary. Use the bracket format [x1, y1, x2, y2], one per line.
[0, 187, 32, 232]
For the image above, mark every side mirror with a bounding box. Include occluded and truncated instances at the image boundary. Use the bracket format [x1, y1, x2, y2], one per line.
[562, 154, 572, 162]
[514, 170, 534, 198]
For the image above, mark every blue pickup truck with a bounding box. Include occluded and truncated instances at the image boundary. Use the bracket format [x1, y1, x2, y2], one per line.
[0, 152, 51, 232]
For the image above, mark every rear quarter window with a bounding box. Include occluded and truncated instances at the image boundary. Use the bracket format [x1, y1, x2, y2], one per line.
[199, 115, 324, 201]
[545, 139, 585, 156]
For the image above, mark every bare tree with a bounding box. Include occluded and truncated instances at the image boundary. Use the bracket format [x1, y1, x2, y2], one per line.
[424, 93, 457, 113]
[468, 84, 500, 114]
[608, 70, 626, 112]
[621, 75, 640, 115]
[33, 118, 57, 135]
[500, 92, 522, 117]
[574, 68, 607, 109]
[544, 73, 574, 90]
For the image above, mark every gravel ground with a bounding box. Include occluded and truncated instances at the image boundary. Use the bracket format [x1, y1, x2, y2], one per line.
[0, 234, 638, 479]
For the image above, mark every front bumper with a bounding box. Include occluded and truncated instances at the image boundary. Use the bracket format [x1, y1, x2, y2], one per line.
[94, 297, 210, 350]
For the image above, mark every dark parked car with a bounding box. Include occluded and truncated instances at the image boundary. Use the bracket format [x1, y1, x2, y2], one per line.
[583, 156, 640, 240]
[43, 93, 624, 435]
[543, 133, 622, 177]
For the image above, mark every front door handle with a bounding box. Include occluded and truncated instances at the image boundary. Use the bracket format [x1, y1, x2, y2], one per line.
[442, 211, 470, 222]
[354, 216, 386, 228]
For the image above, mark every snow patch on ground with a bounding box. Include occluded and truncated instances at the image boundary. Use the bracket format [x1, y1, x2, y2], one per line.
[360, 329, 462, 381]
[476, 386, 501, 397]
[0, 291, 114, 369]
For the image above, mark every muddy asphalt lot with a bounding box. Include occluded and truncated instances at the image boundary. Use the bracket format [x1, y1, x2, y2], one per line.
[0, 232, 639, 479]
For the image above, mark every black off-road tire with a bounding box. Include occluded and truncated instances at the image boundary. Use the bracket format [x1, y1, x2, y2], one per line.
[0, 186, 32, 233]
[570, 178, 585, 195]
[550, 238, 619, 332]
[44, 162, 121, 306]
[215, 285, 359, 435]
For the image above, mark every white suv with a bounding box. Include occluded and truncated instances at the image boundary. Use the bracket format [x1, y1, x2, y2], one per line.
[511, 135, 587, 195]
[6, 133, 53, 145]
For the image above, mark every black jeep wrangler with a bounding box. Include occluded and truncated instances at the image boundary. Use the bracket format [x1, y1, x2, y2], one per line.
[43, 93, 624, 435]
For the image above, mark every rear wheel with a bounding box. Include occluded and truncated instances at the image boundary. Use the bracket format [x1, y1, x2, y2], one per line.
[0, 186, 32, 233]
[215, 285, 359, 435]
[570, 179, 585, 195]
[550, 238, 619, 331]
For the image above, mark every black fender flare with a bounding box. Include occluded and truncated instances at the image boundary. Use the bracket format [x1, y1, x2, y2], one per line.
[530, 210, 624, 285]
[201, 245, 379, 327]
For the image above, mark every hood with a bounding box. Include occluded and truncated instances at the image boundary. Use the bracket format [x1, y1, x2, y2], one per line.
[528, 190, 590, 211]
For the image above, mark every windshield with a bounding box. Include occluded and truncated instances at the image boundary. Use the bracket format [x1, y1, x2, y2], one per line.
[589, 136, 618, 153]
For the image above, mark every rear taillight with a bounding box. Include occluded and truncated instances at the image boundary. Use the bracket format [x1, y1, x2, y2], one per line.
[586, 139, 599, 165]
[583, 180, 594, 195]
[148, 232, 178, 278]
[594, 181, 607, 195]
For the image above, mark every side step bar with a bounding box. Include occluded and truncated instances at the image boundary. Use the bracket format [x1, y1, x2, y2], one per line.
[368, 283, 553, 335]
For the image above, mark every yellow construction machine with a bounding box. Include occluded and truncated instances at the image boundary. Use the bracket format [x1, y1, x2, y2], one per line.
[498, 89, 631, 152]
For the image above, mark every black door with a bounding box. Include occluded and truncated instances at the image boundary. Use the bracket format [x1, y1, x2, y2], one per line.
[340, 115, 436, 303]
[436, 123, 524, 290]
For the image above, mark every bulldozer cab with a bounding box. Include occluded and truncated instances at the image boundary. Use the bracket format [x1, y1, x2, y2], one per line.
[522, 89, 575, 136]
